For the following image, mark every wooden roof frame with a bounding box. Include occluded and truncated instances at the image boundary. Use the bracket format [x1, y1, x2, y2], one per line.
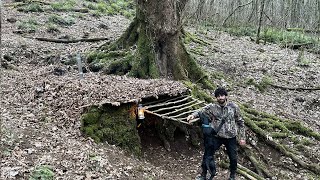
[142, 95, 207, 124]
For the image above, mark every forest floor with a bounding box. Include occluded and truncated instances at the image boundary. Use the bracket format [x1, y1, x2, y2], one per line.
[1, 0, 319, 179]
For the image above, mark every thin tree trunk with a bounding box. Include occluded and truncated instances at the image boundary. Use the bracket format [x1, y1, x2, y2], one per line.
[0, 1, 2, 63]
[256, 0, 265, 44]
[318, 0, 320, 39]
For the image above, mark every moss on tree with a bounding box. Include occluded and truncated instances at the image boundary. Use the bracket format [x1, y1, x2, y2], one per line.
[129, 24, 160, 78]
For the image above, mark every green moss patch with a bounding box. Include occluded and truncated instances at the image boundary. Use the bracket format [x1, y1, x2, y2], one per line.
[80, 104, 141, 156]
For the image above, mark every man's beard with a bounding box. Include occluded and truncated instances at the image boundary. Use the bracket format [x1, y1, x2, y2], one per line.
[218, 98, 226, 105]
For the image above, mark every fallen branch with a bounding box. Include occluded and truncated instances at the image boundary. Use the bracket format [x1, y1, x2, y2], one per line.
[27, 37, 110, 43]
[4, 0, 50, 7]
[6, 1, 89, 13]
[285, 28, 320, 33]
[66, 8, 89, 13]
[271, 84, 320, 91]
[237, 163, 265, 180]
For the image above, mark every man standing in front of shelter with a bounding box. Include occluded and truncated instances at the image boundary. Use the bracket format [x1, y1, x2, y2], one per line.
[187, 87, 246, 180]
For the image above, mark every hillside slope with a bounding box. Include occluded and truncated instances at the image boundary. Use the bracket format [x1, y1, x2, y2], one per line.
[1, 0, 319, 179]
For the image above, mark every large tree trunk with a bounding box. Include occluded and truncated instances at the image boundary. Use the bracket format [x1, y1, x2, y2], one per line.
[137, 0, 182, 79]
[100, 0, 208, 84]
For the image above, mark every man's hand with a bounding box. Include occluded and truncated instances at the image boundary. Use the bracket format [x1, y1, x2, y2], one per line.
[239, 139, 246, 146]
[187, 115, 194, 122]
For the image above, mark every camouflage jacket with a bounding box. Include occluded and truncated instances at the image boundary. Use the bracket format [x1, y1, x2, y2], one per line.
[192, 101, 245, 139]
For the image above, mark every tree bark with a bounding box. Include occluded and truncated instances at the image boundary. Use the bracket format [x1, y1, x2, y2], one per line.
[136, 0, 182, 79]
[99, 0, 209, 85]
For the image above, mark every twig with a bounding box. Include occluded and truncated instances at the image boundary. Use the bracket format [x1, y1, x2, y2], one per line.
[4, 0, 50, 7]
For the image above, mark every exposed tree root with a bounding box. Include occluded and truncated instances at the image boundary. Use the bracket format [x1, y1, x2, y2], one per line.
[220, 161, 264, 180]
[241, 104, 320, 175]
[242, 146, 273, 178]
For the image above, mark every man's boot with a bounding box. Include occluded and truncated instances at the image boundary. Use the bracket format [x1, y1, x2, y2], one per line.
[228, 172, 236, 180]
[196, 172, 207, 180]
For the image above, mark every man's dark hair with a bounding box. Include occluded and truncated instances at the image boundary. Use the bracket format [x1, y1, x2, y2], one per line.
[214, 87, 228, 97]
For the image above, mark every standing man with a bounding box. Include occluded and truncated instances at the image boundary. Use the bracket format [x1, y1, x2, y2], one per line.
[187, 87, 246, 180]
